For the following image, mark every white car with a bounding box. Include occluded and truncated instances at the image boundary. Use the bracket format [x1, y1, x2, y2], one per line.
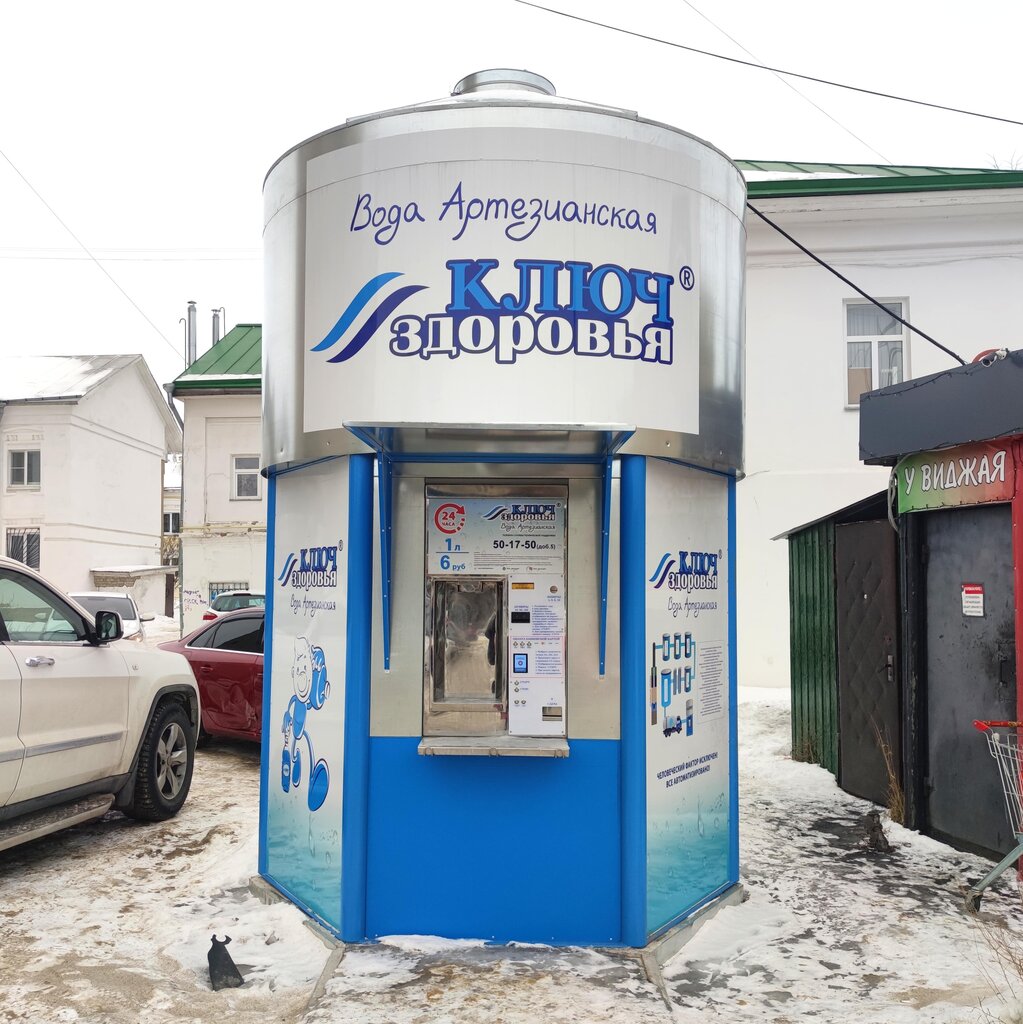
[201, 589, 265, 622]
[0, 557, 200, 852]
[69, 591, 153, 642]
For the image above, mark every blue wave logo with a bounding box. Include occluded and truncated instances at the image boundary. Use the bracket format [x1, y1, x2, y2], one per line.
[277, 552, 298, 586]
[648, 553, 676, 590]
[310, 272, 425, 363]
[483, 506, 510, 520]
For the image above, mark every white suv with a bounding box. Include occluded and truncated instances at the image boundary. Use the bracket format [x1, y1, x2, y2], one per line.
[0, 557, 200, 851]
[202, 590, 265, 622]
[69, 591, 152, 642]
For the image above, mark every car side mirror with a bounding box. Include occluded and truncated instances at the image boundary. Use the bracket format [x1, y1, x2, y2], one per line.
[141, 614, 155, 623]
[92, 610, 124, 645]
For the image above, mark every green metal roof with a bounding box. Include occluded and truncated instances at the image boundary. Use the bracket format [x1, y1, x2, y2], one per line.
[172, 324, 261, 394]
[739, 161, 1023, 199]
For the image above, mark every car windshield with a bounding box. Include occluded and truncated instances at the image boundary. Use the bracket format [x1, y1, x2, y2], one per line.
[212, 594, 265, 612]
[73, 596, 137, 620]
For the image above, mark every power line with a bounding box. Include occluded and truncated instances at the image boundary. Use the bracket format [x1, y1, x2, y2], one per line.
[0, 246, 260, 255]
[746, 202, 966, 367]
[0, 254, 260, 263]
[514, 1, 1023, 128]
[0, 145, 185, 362]
[677, 0, 892, 162]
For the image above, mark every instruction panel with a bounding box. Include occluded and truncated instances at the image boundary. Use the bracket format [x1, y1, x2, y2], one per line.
[427, 494, 567, 737]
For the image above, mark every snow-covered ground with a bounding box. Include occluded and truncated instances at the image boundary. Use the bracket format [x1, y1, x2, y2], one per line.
[142, 612, 185, 647]
[3, 686, 1023, 1023]
[667, 689, 1023, 1023]
[0, 739, 332, 1023]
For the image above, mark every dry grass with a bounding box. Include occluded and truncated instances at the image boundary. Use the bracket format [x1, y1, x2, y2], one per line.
[792, 733, 821, 765]
[873, 719, 905, 825]
[972, 886, 1023, 1023]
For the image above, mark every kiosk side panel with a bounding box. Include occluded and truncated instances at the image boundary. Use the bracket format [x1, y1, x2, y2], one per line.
[645, 459, 734, 936]
[262, 458, 350, 933]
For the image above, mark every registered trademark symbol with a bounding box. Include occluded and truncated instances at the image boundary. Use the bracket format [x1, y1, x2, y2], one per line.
[679, 266, 695, 291]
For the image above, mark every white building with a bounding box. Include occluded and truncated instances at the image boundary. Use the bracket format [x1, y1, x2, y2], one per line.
[740, 162, 1023, 686]
[161, 453, 182, 567]
[170, 325, 265, 632]
[0, 354, 182, 592]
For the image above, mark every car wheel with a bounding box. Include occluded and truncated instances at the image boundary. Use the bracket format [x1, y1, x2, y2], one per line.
[125, 702, 195, 821]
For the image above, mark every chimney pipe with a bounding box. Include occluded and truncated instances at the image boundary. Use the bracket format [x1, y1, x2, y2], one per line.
[186, 300, 197, 365]
[212, 308, 221, 346]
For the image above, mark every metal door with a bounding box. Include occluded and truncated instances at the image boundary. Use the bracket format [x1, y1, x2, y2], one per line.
[924, 504, 1016, 856]
[835, 520, 900, 805]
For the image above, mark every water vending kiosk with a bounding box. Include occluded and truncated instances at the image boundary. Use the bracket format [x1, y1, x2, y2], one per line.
[259, 70, 745, 947]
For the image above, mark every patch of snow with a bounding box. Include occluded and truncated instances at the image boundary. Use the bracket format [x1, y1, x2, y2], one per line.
[379, 934, 488, 954]
[0, 742, 329, 1023]
[142, 613, 181, 647]
[660, 688, 1023, 1021]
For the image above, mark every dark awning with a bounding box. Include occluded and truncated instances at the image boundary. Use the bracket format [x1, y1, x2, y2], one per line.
[859, 349, 1023, 466]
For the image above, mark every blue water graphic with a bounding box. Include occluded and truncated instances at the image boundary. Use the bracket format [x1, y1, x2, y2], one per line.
[647, 798, 730, 934]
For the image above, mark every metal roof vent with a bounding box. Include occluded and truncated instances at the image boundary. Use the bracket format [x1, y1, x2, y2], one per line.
[452, 69, 556, 97]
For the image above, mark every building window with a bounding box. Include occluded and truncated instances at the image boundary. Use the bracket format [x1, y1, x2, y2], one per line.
[209, 581, 248, 604]
[8, 449, 41, 488]
[163, 512, 181, 534]
[232, 455, 261, 500]
[6, 528, 40, 570]
[846, 300, 907, 407]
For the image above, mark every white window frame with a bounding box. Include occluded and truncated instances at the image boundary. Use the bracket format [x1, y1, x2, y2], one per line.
[843, 298, 910, 409]
[163, 511, 181, 534]
[231, 455, 261, 501]
[8, 448, 41, 489]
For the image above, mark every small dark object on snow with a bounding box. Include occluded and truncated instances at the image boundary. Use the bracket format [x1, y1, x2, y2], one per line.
[208, 934, 244, 990]
[865, 810, 892, 854]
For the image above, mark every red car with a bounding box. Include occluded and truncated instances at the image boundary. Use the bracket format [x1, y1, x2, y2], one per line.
[160, 609, 263, 742]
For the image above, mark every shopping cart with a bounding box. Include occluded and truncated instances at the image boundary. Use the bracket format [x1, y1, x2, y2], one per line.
[965, 720, 1023, 913]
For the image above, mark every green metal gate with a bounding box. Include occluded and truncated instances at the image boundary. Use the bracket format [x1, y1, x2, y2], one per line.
[788, 522, 838, 774]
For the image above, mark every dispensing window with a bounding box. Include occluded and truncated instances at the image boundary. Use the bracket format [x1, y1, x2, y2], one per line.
[431, 578, 505, 706]
[424, 575, 508, 737]
[421, 484, 568, 752]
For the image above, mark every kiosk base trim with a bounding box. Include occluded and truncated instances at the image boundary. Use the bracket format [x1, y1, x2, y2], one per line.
[417, 736, 570, 758]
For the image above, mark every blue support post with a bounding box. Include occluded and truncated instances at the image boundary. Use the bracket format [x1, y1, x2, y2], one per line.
[620, 455, 647, 946]
[258, 473, 277, 876]
[342, 454, 374, 942]
[727, 474, 740, 886]
[377, 453, 393, 669]
[599, 455, 613, 676]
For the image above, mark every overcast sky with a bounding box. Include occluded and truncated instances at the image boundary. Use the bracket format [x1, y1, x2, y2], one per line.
[1, 0, 1019, 392]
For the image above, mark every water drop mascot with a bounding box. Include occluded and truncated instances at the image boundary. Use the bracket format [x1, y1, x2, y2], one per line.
[281, 636, 331, 811]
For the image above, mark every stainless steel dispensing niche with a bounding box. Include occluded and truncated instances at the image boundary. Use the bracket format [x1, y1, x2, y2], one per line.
[424, 485, 567, 738]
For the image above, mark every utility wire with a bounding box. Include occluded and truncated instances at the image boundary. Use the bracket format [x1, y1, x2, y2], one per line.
[514, 1, 1023, 129]
[0, 254, 260, 262]
[0, 145, 185, 362]
[678, 0, 892, 162]
[746, 202, 967, 366]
